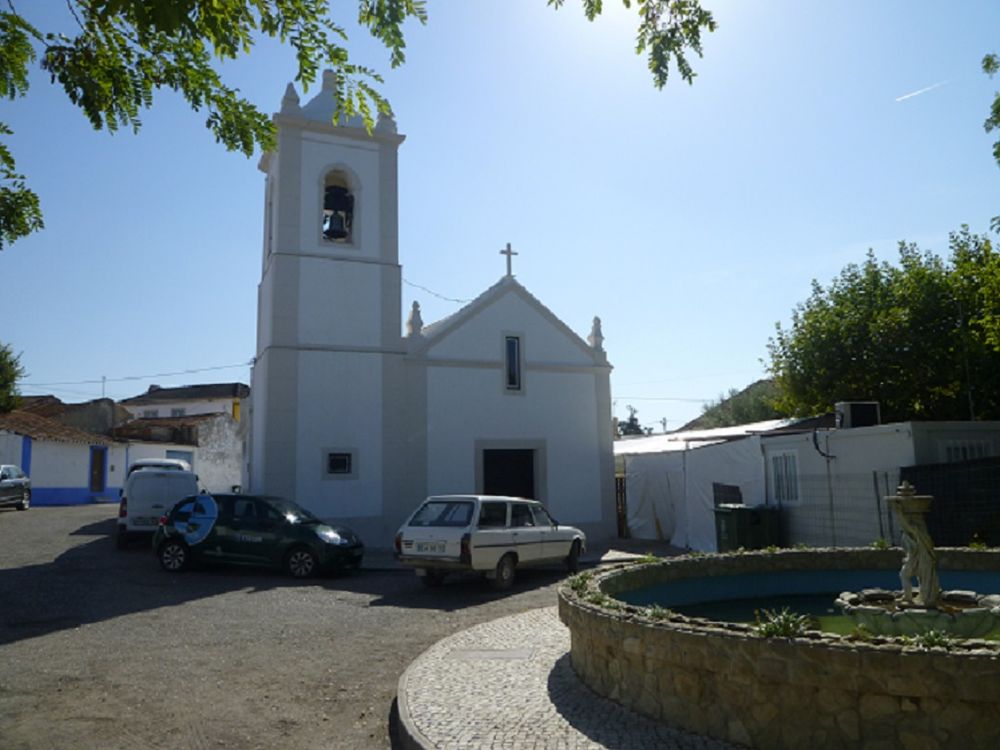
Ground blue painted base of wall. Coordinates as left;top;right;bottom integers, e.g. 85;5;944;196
32;487;123;506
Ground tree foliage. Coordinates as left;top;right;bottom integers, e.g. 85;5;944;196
618;405;646;436
687;379;788;430
0;0;716;250
0;342;24;413
767;228;1000;422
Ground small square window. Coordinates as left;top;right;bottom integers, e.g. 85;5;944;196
170;408;186;417
328;452;352;475
142;409;158;419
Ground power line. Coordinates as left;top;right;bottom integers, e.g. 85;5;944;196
20;361;252;388
402;278;472;304
614;395;712;403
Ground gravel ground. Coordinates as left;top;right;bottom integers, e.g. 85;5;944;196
0;504;566;750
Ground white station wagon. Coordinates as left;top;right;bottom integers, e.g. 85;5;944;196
394;495;587;589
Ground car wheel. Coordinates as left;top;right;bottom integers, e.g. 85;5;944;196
490;553;517;591
565;540;581;573
115;525;129;550
158;539;189;572
15;489;30;511
285;547;318;579
421;569;445;588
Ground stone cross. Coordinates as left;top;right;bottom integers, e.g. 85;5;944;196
500;242;518;277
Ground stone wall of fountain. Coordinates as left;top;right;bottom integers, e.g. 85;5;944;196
559;549;1000;749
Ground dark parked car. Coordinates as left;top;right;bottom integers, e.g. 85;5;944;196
0;464;31;510
153;493;363;577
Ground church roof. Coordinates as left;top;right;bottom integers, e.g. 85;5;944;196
414;275;607;366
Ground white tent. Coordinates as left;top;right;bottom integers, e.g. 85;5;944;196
615;420;794;550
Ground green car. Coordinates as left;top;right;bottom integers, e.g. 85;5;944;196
153;493;363;578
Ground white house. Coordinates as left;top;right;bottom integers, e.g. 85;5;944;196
119;383;249;421
0;409;245;505
248;73;616;545
616;418;1000;551
0;410;121;505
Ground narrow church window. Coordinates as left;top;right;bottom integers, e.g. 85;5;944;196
327;452;353;474
322;172;354;243
505;336;522;391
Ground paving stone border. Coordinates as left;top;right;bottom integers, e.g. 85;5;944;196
396;607;739;749
558;549;1000;750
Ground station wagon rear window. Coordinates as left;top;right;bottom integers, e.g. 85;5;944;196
409;500;474;528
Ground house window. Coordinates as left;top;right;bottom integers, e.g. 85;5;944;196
505;336;521;391
943;440;992;463
771;451;799;503
170;408;186;417
328;452;352;474
321;447;358;480
142;409;158;418
322;172;354;243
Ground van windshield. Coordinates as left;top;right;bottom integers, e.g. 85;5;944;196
409;501;474;528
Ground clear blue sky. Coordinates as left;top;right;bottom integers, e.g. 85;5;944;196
3;1;999;430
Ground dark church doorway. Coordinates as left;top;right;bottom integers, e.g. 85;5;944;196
482;449;535;499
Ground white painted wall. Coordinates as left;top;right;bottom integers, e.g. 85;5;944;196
427;293;593;365
764;425;918;482
0;433;21;465
297;257;381;346
122;398;240;420
426;366;603;525
294;349;384;519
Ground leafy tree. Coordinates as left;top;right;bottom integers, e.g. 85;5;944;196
686;379;788;430
0;1;716;250
767;228;1000;422
0;342;24;413
618;405;645;436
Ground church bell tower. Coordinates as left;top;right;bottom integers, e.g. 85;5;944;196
250;72;407;537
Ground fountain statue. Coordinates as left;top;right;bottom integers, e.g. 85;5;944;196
891;482;941;607
836;482;1000;637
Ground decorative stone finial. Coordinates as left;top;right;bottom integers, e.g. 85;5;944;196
321;69;338;92
375;109;397;134
280;82;300;114
588;316;604;352
406;301;424;337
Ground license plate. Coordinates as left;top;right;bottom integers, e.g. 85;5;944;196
416;541;445;554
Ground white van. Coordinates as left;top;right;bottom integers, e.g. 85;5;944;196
116;469;200;549
126;458;191;476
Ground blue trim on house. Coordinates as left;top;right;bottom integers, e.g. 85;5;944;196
32;486;124;506
20;436;31;475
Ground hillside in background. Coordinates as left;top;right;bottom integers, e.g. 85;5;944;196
678;379;789;431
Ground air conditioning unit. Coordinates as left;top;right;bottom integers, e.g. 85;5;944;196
835;401;881;429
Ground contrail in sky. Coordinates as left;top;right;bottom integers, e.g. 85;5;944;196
895;80;948;102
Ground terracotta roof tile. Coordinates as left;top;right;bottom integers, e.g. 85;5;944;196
0;410;114;445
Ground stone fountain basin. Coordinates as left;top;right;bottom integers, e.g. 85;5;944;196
559;548;1000;749
836;588;1000;637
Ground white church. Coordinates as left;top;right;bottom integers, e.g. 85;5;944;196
248;73;616;546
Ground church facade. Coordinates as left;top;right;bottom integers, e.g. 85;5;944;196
248;74;616;546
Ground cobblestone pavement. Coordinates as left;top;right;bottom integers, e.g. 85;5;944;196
398;607;739;750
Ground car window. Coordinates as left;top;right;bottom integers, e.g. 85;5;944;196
531;506;553;526
261;502;286;523
0;468;8;480
409;501;474;527
511;504;535;528
478;502;508;528
234;498;258;522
